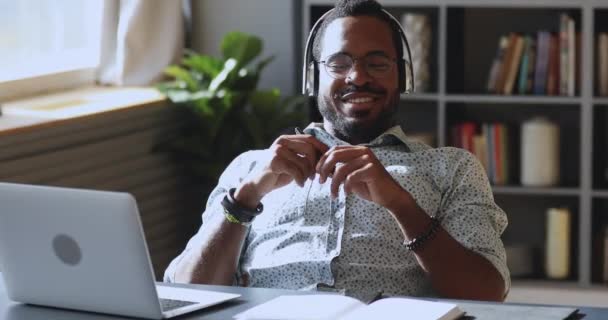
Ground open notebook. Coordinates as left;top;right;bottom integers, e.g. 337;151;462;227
234;294;463;320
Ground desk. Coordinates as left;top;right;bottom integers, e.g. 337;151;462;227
1;280;608;320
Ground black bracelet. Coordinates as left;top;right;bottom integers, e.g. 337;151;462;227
403;216;440;251
221;188;263;225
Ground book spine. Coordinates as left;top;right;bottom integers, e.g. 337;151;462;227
484;124;494;183
496;33;517;95
500;124;509;184
493;123;503;185
526;38;537;94
534;31;550;95
600;33;608;96
503;34;525;95
518;36;531;95
547;33;560;96
559;14;569;96
567;16;576;96
487;35;510;93
603;226;608;283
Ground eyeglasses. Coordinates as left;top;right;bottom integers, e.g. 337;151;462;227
319;53;397;80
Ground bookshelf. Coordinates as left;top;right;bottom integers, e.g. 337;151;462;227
302;0;608;288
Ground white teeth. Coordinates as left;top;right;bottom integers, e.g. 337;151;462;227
345;97;374;104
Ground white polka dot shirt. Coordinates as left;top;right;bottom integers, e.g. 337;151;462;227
164;124;510;298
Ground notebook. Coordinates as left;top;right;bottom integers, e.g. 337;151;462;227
234;294;463;320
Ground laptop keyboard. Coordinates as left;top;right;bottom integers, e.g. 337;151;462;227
159;298;197;312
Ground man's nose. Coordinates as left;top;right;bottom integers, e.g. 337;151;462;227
345;62;373;86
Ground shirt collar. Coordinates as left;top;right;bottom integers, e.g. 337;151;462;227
302;123;411;151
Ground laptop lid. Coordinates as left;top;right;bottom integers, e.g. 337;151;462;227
0;183;165;319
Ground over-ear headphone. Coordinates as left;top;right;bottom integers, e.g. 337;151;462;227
301;8;415;96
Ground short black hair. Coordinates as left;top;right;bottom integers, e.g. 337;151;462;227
311;0;403;62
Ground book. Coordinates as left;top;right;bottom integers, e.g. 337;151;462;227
604;226;608;283
517;36;531;95
495;33;518;94
503;34;525;95
234;294;464;320
567;16;576;96
483;123;495;181
559;14;569;96
473;134;488;171
534;31;551;95
599;33;608;96
460;122;476;153
546;33;560;96
525;37;537;94
487;35;510;93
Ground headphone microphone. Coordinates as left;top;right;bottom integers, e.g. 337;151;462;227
301;8;415;97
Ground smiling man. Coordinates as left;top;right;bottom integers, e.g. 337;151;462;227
165;0;510;302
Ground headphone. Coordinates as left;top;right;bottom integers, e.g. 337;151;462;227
302;8;415;96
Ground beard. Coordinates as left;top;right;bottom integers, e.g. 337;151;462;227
317;85;399;145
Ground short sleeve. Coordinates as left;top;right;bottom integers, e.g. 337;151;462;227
163;150;265;283
437;149;511;295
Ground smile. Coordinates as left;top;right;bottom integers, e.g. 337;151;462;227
343;97;376;104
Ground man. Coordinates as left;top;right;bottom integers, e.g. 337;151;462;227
165;0;509;301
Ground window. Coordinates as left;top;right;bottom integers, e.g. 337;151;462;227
0;0;104;82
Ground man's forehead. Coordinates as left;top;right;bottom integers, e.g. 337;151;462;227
320;15;395;58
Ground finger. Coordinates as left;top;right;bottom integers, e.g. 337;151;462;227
275;134;329;155
271;146;308;186
318;148;367;183
330;156;368;198
344;163;374;193
300;135;330;154
276;136;326;176
279;139;321;179
275;145;310;185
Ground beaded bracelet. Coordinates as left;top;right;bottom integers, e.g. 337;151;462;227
403;216;440;251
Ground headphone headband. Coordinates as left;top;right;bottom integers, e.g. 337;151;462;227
302;8;415;96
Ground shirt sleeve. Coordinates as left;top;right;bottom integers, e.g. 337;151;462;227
163;150;263;283
437;148;511;295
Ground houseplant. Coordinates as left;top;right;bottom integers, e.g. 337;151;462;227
157;32;308;186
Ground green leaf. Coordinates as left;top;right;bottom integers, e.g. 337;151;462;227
182;54;224;78
221;32;262;67
164;65;199;91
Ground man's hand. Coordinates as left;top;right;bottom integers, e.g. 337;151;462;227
316;145;407;210
235;135;329;208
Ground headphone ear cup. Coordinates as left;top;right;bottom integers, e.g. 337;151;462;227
397;58;406;93
306;62;317;96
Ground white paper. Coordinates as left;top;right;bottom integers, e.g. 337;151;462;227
340;297;462;320
234;294;363;320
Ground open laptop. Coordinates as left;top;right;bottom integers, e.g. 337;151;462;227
0;182;240;319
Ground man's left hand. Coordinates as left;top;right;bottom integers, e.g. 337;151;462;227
316;145;407;210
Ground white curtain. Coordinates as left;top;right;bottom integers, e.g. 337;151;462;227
97;0;185;86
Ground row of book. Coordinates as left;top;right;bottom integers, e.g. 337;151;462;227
598;32;608;96
486;14;579;96
450;122;510;185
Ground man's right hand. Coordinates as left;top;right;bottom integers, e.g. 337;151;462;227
234;134;329;209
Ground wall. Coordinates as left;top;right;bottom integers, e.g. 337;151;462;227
190;0;300;96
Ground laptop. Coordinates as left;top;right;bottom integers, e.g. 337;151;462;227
0;182;240;319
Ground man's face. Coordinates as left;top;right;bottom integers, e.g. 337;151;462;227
317;16;400;144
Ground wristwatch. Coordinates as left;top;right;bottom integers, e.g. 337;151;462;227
221;188;263;226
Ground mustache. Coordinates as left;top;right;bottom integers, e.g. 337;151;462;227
336;84;386;98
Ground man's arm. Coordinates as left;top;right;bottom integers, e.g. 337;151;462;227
170;135;328;285
317;146;508;301
386;195;506;301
